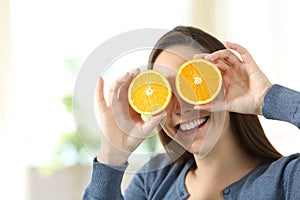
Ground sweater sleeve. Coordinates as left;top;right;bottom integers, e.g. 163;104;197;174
124;173;148;200
282;154;300;199
262;84;300;129
82;158;128;200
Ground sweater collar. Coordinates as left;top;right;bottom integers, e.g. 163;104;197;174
176;157;195;199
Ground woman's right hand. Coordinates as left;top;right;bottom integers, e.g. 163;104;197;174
95;70;166;165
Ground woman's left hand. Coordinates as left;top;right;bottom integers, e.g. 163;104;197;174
195;42;272;115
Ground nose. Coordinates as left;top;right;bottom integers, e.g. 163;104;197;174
173;94;194;115
177;104;194;115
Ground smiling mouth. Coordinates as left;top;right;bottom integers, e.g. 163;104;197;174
177;116;209;131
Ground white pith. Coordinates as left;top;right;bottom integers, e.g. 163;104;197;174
145;86;154;96
194;76;202;84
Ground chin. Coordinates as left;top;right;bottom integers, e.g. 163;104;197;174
163;112;228;158
185;139;205;155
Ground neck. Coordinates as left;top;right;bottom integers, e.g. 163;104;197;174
191;131;262;189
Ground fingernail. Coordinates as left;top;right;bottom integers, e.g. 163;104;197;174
133;69;140;76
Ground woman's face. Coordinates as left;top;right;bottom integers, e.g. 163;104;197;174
153;46;231;156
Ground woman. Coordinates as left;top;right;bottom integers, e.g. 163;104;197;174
83;26;300;199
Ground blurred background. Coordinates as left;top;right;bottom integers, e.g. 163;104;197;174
1;0;300;199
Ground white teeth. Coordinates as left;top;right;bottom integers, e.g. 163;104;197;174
180;117;207;131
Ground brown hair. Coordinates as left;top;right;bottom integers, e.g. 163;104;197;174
148;26;282;162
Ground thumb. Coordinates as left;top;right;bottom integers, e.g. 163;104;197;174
128;112;167;139
142;112;167;135
194;101;227;112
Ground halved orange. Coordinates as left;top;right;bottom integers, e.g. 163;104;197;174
128;70;172;116
175;58;222;105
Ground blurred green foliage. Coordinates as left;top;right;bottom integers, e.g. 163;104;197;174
41;56;161;174
61;94;73;113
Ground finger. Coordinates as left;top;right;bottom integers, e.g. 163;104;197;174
193;86;227;112
205;49;242;67
132;68;140;76
109;72;132;122
141;112;167;137
127;112;167;139
116;69;140;101
224;42;254;64
193;53;209;59
214;59;231;72
194;52;231;72
114;73;131;101
109;69;140;103
108;72;131;104
110;70;142;135
96;76;108;113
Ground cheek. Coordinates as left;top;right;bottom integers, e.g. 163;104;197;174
160;115;176;137
167;92;182;112
162;127;174;139
207;111;230;139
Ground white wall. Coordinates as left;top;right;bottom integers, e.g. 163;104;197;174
7;0;193;199
193;0;300;156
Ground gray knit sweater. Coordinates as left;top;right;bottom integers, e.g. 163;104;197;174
83;84;300;200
